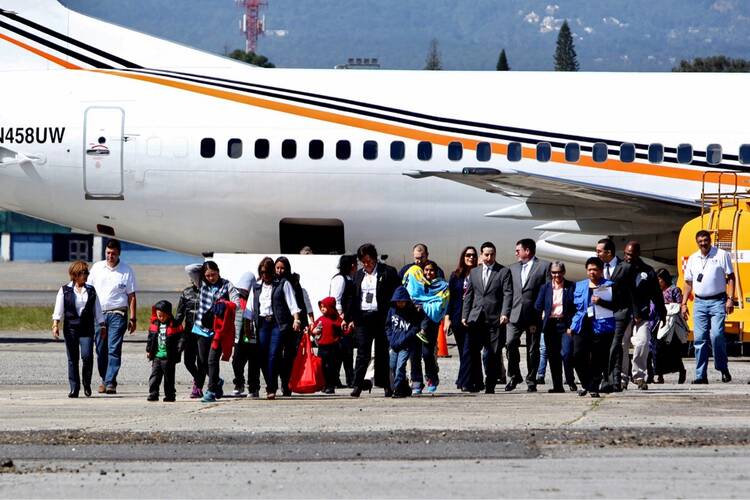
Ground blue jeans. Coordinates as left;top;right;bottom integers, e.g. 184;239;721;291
390;345;414;394
258;318;283;393
693;298;728;380
537;333;548;378
95;312;127;387
561;332;575;385
64;333;93;393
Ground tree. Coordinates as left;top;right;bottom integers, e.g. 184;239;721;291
672;55;750;72
554;20;579;71
228;49;275;68
496;49;510;71
424;39;442;70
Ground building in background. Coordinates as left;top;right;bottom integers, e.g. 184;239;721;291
0;211;196;264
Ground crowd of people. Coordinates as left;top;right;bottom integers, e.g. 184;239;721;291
52;230;736;400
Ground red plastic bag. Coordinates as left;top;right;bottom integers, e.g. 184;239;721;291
289;333;325;394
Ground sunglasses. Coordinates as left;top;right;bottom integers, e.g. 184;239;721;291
464;253;477;258
78;270;90;276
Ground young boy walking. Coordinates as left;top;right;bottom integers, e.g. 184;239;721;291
147;300;184;402
385;286;423;398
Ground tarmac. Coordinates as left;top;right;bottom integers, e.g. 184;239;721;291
2;329;750;498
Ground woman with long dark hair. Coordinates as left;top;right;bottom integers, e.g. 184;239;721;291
329;254;358;387
653;268;687;384
443;246;478;391
247;257;302;399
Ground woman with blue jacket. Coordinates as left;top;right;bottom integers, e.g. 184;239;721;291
569;257;616;398
534;261;576;393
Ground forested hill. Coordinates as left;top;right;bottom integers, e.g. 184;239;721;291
61;0;750;71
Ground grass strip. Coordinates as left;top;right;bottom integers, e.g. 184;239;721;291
0;307;155;332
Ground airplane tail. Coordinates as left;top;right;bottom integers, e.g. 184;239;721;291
0;0;235;72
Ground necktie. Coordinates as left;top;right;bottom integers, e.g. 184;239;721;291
521;262;529;288
605;263;611;279
483;266;490;287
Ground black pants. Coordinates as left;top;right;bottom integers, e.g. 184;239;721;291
606;315;629;389
280;329;301;394
353;312;390;389
543;319;567;390
507;320;542;387
466;320;503;391
573;325;613;393
149;358;176;399
182;330;200;382
337;335;354;386
318;343;341;390
194;335;213;389
452;323;471;389
207;345;223;395
232;341;261;392
63;332;93;394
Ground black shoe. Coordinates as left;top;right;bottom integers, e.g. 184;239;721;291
527;385;537;393
322;387;335;394
282;389;292;397
362;380;373;393
678;369;687;384
336;383;347;389
590;392;600;398
655;375;664;384
350;387;362;398
599;385;613;394
568;382;578;392
548;387;565;393
646;375;655;384
612;386;623;393
485;387;495;394
498;377;507;385
577;389;588;397
105;385;117;394
535;377;545;385
722;370;732;383
163;396;176;402
384;388;393;398
692;378;708;385
83;386;92;397
68;391;79;398
391;391;408;399
504;380;518;392
147;394;158;401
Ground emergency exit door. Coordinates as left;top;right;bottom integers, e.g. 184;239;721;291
83;107;124;200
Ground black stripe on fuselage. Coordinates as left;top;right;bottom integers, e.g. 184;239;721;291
0;19;112;69
0;11;141;69
123;68;750;173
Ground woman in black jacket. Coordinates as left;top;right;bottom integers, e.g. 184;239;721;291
443;246;478;391
175;276;200;398
52;261;104;398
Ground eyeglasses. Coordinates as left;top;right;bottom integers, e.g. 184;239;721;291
78;270;90;276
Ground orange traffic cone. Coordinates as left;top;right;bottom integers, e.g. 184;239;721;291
437;322;450;358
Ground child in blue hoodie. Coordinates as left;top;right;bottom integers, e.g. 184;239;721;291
385;286;424;398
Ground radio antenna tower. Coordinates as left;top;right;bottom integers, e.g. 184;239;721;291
237;0;267;53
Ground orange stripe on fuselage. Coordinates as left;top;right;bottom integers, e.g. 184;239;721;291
0;33;81;70
98;69;748;188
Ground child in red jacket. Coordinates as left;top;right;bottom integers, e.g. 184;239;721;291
311;297;344;394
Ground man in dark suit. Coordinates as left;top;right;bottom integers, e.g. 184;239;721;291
462;241;513;393
596;238;637;393
345;243;400;398
506;238;551;392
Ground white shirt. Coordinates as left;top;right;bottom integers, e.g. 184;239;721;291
603;257;618;280
245;280;301;319
52;282;104;325
684;246;734;298
329;274;346;314
88;260;136;311
520;259;534;288
361;267;379;312
482;264;492;287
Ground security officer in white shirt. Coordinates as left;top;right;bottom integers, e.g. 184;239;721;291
87;239;137;394
682;230;736;384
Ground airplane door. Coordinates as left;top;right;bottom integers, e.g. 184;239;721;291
83;107;124;200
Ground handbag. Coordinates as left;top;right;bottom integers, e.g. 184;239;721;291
289;333;326;394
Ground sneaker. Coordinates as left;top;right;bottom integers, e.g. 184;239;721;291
232;384;246;397
411;387;423;396
163;396;176;402
425;384;437;394
636;379;648;390
249;390;260;398
147;394;158;402
215;378;224;399
190;384;203;399
416;330;429;343
722;370;732;383
105;385;116;394
201;391;217;403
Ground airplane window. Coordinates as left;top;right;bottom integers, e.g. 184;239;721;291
448;141;463;161
648;143;664;164
507;142;522;162
707;144;722;165
740;144;750;165
536;142;551;162
363;140;378;160
309;139;324;160
593;142;608;163
417;141;432;161
476;142;491;162
282;139;297;159
677;144;693;164
255;139;269;159
619;143;635;163
228;138;242;159
200;138;215;159
565;143;580;163
390;141;405;161
336;140;351;160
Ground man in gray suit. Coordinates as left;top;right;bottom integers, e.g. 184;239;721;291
462;242;513;393
506;238;551;392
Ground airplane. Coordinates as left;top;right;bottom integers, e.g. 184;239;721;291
1;0;748;274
